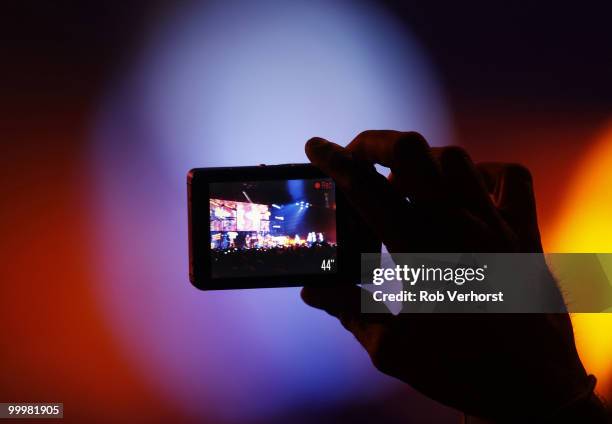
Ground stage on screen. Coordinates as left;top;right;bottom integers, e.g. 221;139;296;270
209;178;337;278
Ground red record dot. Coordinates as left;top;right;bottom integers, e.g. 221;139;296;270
313;181;321;190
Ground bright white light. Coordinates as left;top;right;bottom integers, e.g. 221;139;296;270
92;0;453;422
138;0;452;181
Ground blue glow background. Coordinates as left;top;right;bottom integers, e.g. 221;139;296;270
90;0;453;422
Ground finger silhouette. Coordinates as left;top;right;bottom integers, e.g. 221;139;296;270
305;137;417;252
346;130;446;203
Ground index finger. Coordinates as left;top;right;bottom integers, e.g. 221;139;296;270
305;137;439;252
346;130;446;204
345;130;407;168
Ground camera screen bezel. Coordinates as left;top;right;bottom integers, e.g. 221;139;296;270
188;164;354;290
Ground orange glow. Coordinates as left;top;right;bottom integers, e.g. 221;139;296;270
549;119;612;400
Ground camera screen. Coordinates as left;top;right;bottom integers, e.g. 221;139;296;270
209;178;337;278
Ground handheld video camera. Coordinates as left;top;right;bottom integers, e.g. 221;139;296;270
188;164;377;290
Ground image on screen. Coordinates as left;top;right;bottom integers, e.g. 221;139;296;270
209;178;337;278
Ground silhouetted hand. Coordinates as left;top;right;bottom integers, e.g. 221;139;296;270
301;131;607;422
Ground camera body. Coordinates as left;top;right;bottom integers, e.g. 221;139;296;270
188;163;376;290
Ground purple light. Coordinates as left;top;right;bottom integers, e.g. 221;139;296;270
90;0;452;422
